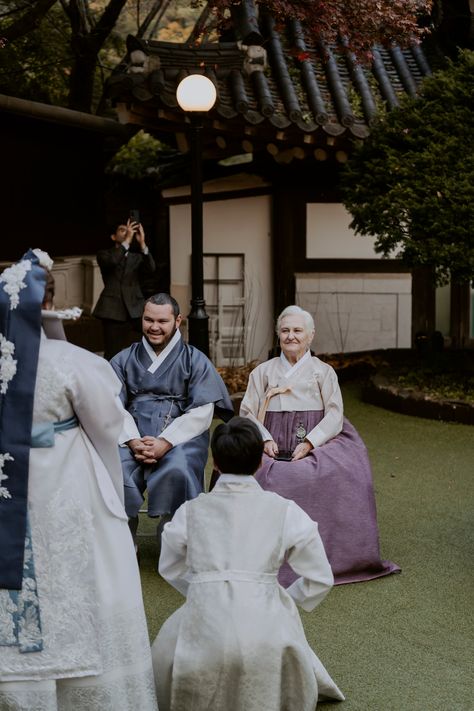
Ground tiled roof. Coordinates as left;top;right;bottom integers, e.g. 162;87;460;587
108;2;432;156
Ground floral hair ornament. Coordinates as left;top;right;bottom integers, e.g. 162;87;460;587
32;248;54;272
33;248;83;337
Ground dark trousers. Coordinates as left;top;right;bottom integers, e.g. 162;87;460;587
101;318;141;360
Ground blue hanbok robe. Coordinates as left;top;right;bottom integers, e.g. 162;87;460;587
111;338;234;517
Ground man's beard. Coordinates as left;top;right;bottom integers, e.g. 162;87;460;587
145;324;177;353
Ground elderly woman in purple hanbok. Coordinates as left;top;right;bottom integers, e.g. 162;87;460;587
240;305;400;587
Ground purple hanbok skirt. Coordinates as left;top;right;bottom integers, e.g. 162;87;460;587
256;410;400;587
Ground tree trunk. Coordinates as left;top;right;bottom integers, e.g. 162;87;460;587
67;44;99;112
66;0;129;113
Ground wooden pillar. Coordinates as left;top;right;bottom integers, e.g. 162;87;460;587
152;196;171;295
411;266;436;345
272;186;303;319
450;281;471;348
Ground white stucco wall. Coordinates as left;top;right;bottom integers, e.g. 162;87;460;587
303;203;412;352
306;203;383;259
169;194;273;363
296;273;412;353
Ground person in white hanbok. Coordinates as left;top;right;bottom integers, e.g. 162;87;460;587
0;251;158;711
152;416;344;711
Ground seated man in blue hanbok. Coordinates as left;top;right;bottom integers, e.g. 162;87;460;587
110;293;234;544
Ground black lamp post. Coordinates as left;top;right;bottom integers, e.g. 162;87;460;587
176;74;217;356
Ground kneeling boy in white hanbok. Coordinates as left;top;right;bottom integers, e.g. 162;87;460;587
152;416;345;711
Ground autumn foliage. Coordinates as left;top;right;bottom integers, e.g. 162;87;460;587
203;0;433;58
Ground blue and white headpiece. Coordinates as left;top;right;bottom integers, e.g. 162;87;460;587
0;249;48;589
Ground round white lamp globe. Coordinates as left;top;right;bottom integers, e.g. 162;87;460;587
176;74;217;112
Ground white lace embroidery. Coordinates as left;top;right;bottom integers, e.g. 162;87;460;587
0;605;158;711
0;662;157;711
0;332;17;500
0;590;16;642
0;489;101;679
306;370;320;398
0;342;158;711
0;451;13;500
0;686;58;711
0;524;43;652
0;333;17;396
41;306;83;323
32;354;75;423
56;665;158;711
0;259;32;310
52;307;82;321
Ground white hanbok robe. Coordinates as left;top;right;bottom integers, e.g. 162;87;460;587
240;352;344;447
0;336;158;711
152;475;344;711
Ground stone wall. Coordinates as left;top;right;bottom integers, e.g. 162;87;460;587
296;272;412;353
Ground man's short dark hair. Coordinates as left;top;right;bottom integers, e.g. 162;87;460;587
211;417;263;475
109;222;125;236
145;293;180;318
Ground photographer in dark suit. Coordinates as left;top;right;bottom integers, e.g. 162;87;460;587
93;218;156;360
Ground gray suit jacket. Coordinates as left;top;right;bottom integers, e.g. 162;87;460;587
93;246;156;321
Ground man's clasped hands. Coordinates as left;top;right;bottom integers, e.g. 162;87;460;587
127;437;172;464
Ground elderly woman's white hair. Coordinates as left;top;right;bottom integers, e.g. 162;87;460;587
275;305;315;335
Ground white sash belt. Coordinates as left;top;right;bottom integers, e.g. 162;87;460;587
190;570;277;584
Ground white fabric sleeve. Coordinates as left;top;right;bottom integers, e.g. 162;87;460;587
159;402;214;447
158;503;191;597
246;415;273;443
239;368;274;442
283;500;334;612
118;405;141;446
67;352;128;506
305;366;343;448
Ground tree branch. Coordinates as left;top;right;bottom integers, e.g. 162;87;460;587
2;0;59;42
137;0;166;39
93;0;129;48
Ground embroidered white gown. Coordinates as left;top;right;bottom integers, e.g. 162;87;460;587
0;337;158;711
152;475;344;711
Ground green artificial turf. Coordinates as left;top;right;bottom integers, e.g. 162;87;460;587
138;383;474;710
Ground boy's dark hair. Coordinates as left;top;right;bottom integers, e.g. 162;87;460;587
145;293;180;318
211;417;263;475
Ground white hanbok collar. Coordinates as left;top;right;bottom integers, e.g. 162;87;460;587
216;473;261;490
218;473;256;483
142;329;181;374
280;348;311;379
